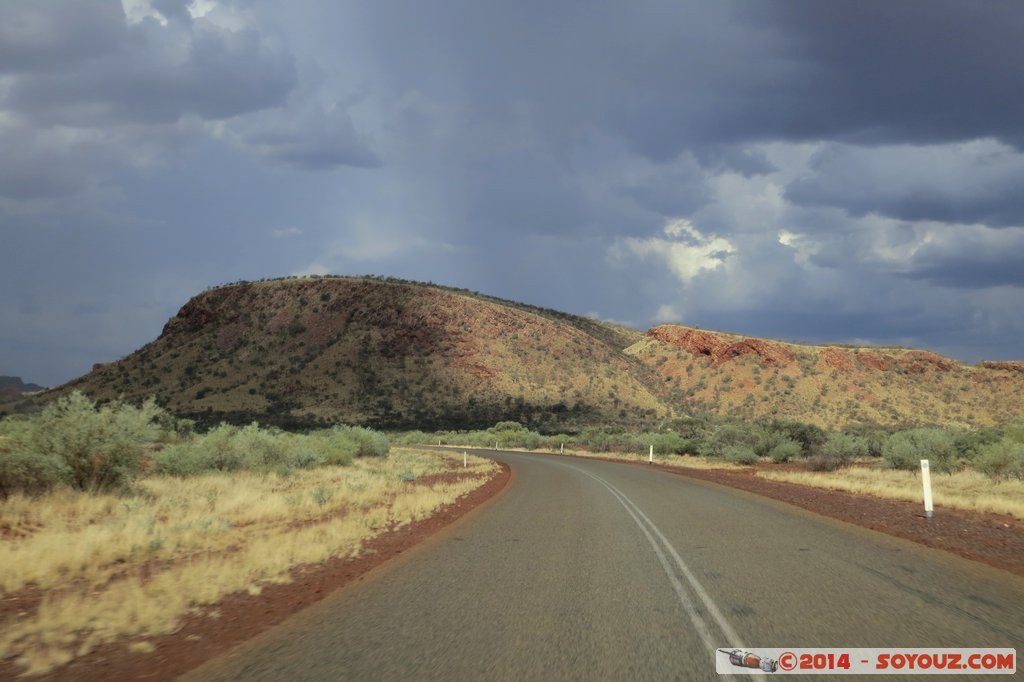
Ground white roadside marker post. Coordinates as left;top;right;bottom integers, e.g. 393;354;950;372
649;445;654;464
921;459;934;519
438;439;441;446
464;451;467;468
495;441;498;450
560;443;564;454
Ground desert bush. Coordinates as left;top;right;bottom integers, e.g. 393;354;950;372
1003;422;1024;444
153;424;247;476
492;421;527;432
721;444;759;465
841;424;890;457
882;428;959;473
807;454;842;471
649;432;694;455
32;392;164;492
973;438;1024;482
577;427;646;453
749;426;785;457
766;420;828;457
0;392;170;493
700;424;758;457
768;438;802;463
393;430;432;446
154;423;385;477
667;417;713;441
0;447;69;498
953;427;1003;462
340;426;390;458
490;426;543;450
818;432;869;469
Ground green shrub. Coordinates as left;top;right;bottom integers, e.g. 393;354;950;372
973;438;1024;482
766;420;828;457
1001;422;1024;444
393;430;432;446
0;448;69;498
235;423;292;470
882;428;959;473
953;427;1003;462
153;423;381;476
492;421;527;432
32;392;164;492
701;424;758;457
341;426;390;457
820;432;869;469
721;444;758;465
650;432;694;455
768;438;802;463
152;424;246;476
808;453;844;471
841;425;890;457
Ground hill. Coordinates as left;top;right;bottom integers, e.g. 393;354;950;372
0;377;45;413
628;325;1024;428
40;276;1024;431
57;276;666;430
0;377;44;394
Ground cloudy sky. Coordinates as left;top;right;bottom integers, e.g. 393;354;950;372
3;0;1024;386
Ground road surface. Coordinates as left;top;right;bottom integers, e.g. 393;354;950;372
184;449;1024;680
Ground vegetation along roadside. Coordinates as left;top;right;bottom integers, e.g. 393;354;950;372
0;393;499;677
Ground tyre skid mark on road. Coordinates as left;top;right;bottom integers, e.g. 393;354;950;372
563;463;747;657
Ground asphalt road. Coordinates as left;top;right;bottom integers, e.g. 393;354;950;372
184;450;1024;681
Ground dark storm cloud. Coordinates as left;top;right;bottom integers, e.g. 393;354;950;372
239;101;381;170
0;0;124;74
346;1;1024;159
0;123;117;200
5;18;297;126
902;229;1024;289
692;145;777;178
785;142;1024;228
740;0;1024;148
616;162;710;217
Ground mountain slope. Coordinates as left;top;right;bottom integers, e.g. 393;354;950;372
628;325;1024;428
45;276;1024;431
61;277;667;429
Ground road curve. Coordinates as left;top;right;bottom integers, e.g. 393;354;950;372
183;450;1024;681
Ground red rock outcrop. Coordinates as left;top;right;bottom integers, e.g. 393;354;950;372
899;351;954;373
647;326;794;366
821;348;853;371
856;352;892;371
981;361;1024;373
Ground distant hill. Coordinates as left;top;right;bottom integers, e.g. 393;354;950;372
0;377;46;415
0;376;44;393
628;325;1024;428
41;275;1024;431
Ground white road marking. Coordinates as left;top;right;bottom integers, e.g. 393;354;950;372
566;463;747;653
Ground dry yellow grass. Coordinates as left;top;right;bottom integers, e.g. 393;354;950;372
759;466;1024;519
0;448;497;676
